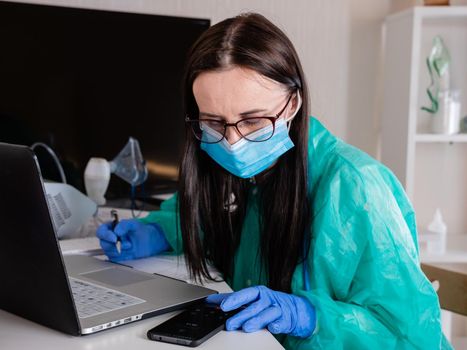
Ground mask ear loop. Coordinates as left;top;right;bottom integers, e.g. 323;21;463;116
284;90;302;131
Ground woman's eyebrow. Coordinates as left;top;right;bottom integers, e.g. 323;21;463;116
199;111;223;118
199;108;268;119
239;108;267;116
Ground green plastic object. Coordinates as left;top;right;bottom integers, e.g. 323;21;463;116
422;36;451;114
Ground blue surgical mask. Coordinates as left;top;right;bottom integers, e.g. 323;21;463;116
200;118;294;178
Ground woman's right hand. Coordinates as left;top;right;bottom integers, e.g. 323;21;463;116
96;219;170;262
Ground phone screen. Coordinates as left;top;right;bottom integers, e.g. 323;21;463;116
147;302;243;347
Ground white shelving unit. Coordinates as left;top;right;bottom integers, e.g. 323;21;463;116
382;6;467;346
415;133;467;142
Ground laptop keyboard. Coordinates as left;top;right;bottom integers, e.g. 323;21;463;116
70;277;146;319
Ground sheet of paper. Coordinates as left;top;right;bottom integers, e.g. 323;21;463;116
123;254;222;284
59;236;102;256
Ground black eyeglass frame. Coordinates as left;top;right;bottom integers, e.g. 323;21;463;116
185;93;294;144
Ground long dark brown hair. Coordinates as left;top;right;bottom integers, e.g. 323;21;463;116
178;13;310;293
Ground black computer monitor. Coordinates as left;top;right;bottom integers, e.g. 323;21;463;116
0;1;210;198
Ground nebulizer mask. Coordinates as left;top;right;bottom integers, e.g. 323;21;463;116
422;36;461;134
84;137;148;206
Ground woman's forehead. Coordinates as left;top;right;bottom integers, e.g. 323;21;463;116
192;67;286;107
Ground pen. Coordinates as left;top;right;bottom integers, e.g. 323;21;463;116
110;209;121;254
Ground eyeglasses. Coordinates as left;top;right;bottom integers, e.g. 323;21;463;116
185;94;293;144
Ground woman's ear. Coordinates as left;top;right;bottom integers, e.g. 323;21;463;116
285;90;302;122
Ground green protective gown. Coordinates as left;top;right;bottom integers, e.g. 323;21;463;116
139;117;452;349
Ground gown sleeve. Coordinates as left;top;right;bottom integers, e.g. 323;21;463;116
284;159;452;350
138;193;183;255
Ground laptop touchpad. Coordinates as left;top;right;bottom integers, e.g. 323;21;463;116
81;268;153;287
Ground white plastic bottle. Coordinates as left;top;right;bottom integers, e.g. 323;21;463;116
426;208;447;254
84;158;111;206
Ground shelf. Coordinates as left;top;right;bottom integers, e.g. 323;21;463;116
387;6;467;22
420;234;467;263
421;250;467;263
414;5;467;19
415;133;467;143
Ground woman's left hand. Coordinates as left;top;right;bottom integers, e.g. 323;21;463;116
206;285;316;338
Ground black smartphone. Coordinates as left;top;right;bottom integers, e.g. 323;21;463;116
147;302;243;347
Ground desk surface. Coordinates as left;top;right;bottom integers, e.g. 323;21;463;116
0;307;283;350
2;209;284;349
1;254;283;350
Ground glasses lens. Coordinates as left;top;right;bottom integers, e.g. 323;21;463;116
189;120;225;143
237;118;274;141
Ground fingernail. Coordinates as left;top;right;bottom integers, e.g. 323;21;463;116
220;299;234;311
226;321;238;331
269;323;279;333
243;324;255;332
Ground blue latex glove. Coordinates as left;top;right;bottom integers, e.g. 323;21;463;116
96;219;170;261
206;286;316;338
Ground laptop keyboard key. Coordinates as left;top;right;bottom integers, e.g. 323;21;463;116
69;277;145;319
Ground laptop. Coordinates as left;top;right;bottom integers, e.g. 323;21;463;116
0;142;216;335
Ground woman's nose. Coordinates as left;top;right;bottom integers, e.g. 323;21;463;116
224;126;243;145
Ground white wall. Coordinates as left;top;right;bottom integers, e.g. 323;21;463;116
9;0;391;157
347;0;391;158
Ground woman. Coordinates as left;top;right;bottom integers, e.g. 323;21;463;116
97;13;451;349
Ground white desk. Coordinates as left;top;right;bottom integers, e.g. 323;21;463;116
1;252;283;349
0;307;283;350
